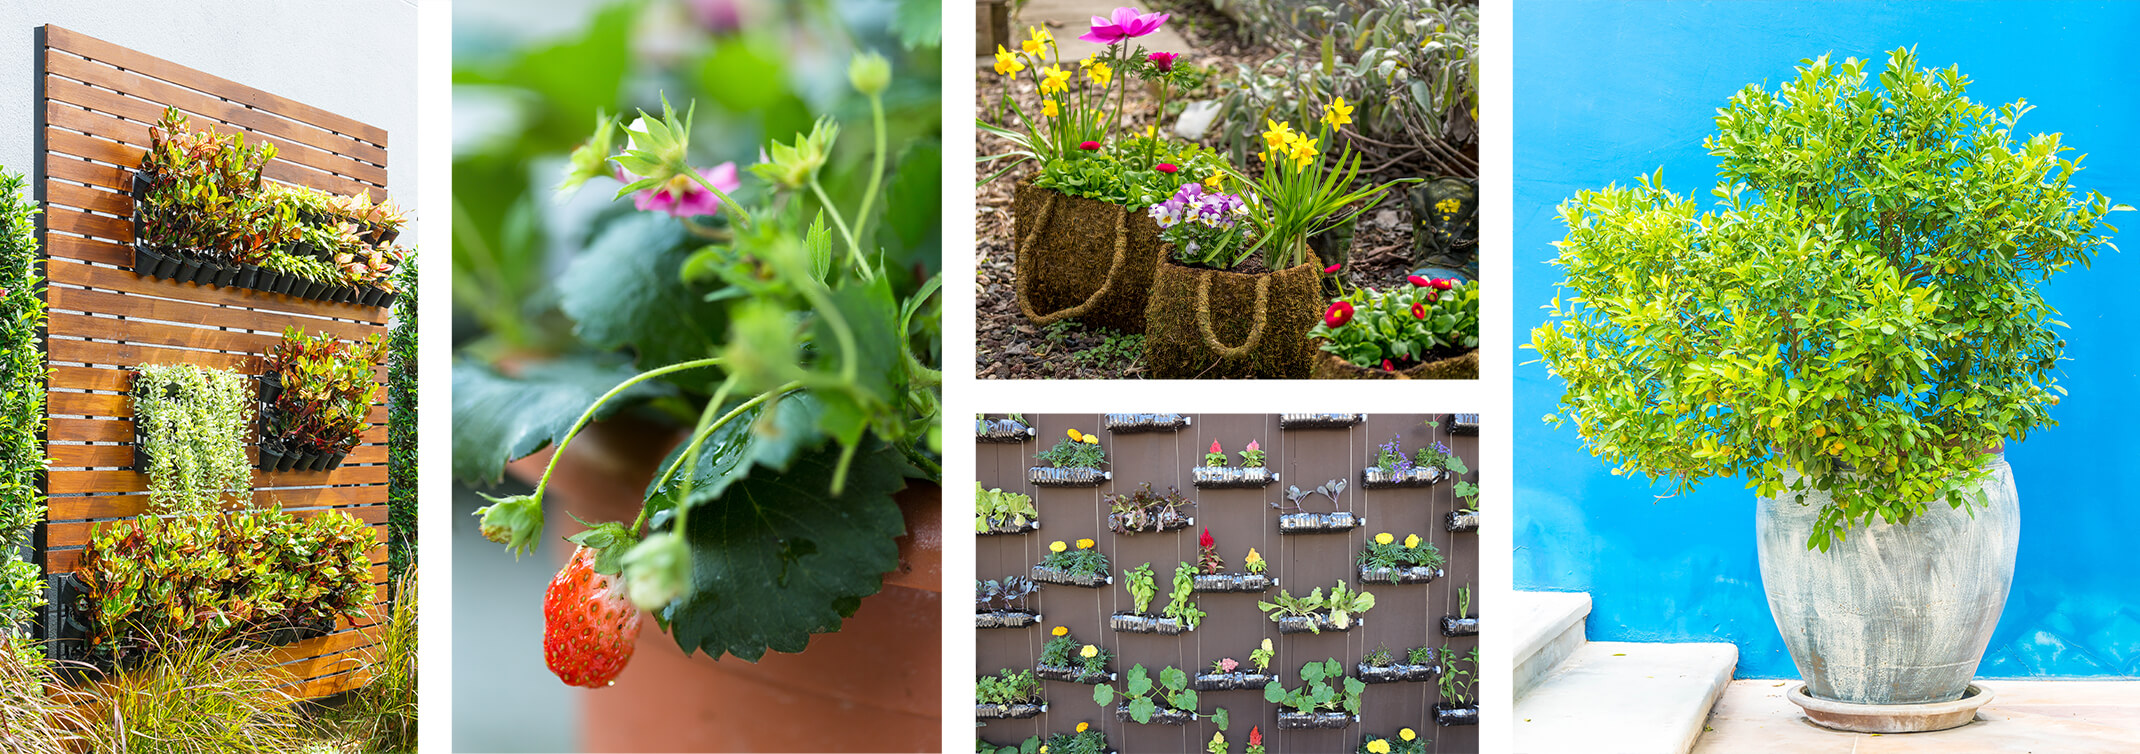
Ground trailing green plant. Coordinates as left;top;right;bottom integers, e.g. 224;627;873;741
1358;531;1441;570
131;363;253;514
1093;663;1231;728
265;327;386;458
1313;278;1478;370
1162;561;1206;629
64;636;323;754
1261;657;1366;716
977;668;1044;705
0;169;45;639
1437;644;1477;706
77;507;374;652
1037;540;1110;579
387;255;417;583
1124;561;1157;614
975;483;1038;533
1036;427;1107;468
1530;48;2129;550
1039;631;1112;674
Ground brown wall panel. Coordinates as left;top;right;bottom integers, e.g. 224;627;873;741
978;414;1481;754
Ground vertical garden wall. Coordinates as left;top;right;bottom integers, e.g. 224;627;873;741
32;25;394;698
977;414;1480;754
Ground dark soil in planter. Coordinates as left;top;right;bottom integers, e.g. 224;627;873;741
1191;573;1270;593
1028;466;1108;486
1192;671;1275;691
1277;413;1363;429
1275;613;1358;635
1143;252;1323;379
1442;616;1479;637
1358;661;1438;684
1361;466;1441;488
1113;704;1195;725
1010;180;1164;335
1360;565;1444;585
1030;565;1110;588
1034;664;1114;684
1102;413;1188;433
1277;511;1361;533
1310;347;1479;380
1192;465;1276;488
1105;510;1193;535
1108;613;1188;635
975;702;1045;720
1435;703;1479;727
975;418;1035;442
1447;510;1480;533
975;610;1041;629
1275;711;1354;730
979;519;1040;536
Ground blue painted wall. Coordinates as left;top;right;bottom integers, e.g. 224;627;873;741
1514;1;2140;679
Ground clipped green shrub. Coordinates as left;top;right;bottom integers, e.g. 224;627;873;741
0;169;44;639
387;254;417;582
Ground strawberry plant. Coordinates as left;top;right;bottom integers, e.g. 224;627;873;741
0;169;43;642
1161;562;1206;630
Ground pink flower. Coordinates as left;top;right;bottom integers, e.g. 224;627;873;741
1219;657;1238;672
1245;440;1259;452
686;0;742;33
1080;7;1170;44
1382;359;1395;371
623;163;741;219
1323;300;1354;328
1148;52;1180;72
1156;163;1178;173
1324;263;1343;274
1411;302;1427;320
1199;527;1215;549
1210;439;1222;454
1434;278;1455;291
1079;141;1101;151
1407;274;1431;288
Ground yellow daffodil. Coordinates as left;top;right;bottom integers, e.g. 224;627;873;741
1405;534;1421;549
1367;740;1391;754
1081;644;1099;658
1375;532;1394;545
1203;172;1224;190
1039;66;1072;95
1077;538;1096;550
1077;722;1090;733
1288;136;1319;169
1050;540;1067;553
1088;61;1113;87
1043;99;1059;118
1079;56;1094;68
994;45;1025;76
1400;728;1417;741
1260;119;1295;150
1053;625;1069;637
1023;27;1053;56
1323;96;1354;129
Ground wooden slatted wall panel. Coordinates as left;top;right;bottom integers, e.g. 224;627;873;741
36;25;392;699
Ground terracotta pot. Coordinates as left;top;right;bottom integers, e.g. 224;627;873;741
506;415;942;752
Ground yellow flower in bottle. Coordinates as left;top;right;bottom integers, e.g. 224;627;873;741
1039;66;1072;95
1053;625;1070;637
1077;722;1090;733
1322;96;1354;129
1043;99;1060;118
1081;644;1099;658
1399;728;1417;741
993;45;1025;76
1068;428;1083;442
1088;61;1113;87
1083;434;1099;445
1023;27;1053;56
1405;534;1421;549
1375;532;1394;545
1050;540;1067;553
1244;547;1263;565
1077;538;1096;550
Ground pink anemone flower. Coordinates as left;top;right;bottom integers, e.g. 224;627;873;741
1080;7;1170;44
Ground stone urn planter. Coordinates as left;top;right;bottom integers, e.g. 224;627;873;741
1756;454;2017;732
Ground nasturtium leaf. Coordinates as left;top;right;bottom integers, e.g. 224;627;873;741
559;213;730;387
642;393;827;525
450;357;674;486
663;443;907;661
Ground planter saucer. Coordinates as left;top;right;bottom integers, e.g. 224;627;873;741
1788;682;1991;733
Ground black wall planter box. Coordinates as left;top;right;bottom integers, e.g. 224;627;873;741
1191;573;1270;593
1191;466;1277;489
1030;565;1110;588
1034;664;1115;684
1446;510;1479;533
1114;705;1195;725
1442;616;1479;637
1277;511;1361;533
1028;466;1109;486
975;703;1045;720
976;418;1035;442
1360;565;1444;585
1278;413;1361;429
1361;467;1441;488
1103;413;1188;433
1435;704;1479;727
1358;661;1438;684
1108;613;1188;635
976;610;1041;629
1192;671;1275;691
1275;711;1354;730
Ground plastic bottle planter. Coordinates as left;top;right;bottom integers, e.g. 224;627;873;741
1360;466;1441;488
1358;659;1439;684
1278;413;1362;430
256;376;348;473
1028;466;1110;487
1034;664;1116;685
1275;613;1362;635
975;609;1042;629
1103;413;1189;433
1434;704;1480;727
980;519;1040;536
1192;671;1276;691
1107;512;1193;535
1191;573;1272;593
1108;613;1189;635
1277;511;1362;534
1113;705;1196;725
1446;510;1480;533
1275;711;1356;730
1448;413;1481;435
976;417;1036;443
975;703;1046;720
1359;565;1443;585
1192;466;1278;489
1030;565;1112;588
1441;615;1479;637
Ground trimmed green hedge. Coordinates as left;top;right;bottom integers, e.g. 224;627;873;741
387;253;416;582
0;168;46;642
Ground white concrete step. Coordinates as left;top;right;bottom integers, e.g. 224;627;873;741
1512;590;1592;699
1514;641;1739;754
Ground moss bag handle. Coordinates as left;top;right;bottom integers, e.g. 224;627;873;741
1014;192;1130;326
1194;273;1270;358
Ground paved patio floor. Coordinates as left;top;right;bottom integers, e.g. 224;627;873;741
1693;679;2140;753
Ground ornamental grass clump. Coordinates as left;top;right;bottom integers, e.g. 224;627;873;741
1529;48;2127;550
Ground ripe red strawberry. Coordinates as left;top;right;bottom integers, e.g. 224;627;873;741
544;545;643;688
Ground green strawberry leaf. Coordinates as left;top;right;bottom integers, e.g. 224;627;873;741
449;357;673;486
812;276;903;450
558;213;730;389
662;442;907;661
892;0;941;50
642;393;826;527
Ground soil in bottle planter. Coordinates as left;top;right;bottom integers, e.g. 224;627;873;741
1277;511;1361;534
1275;711;1354;730
1435;704;1479;726
980;519;1041;536
1275;613;1357;635
1028;466;1109;486
1192;466;1277;489
1191;573;1271;593
1103;413;1188;433
1441;616;1479;637
1359;565;1443;585
1277;413;1362;429
1446;510;1480;533
1108;613;1187;635
1448;413;1481;434
1358;661;1438;684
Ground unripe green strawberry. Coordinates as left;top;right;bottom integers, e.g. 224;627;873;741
544;546;643;688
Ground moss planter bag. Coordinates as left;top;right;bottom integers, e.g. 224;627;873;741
1310;347;1478;379
1143;253;1324;379
1011;181;1163;334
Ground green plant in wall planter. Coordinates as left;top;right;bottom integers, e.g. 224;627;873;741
0;168;46;642
1257;580;1375;635
1093;663;1231;729
1359;644;1440;685
1031;538;1111;587
1447;479;1479;533
1264;657;1364;729
1030;427;1109;486
1440;584;1477;637
1530;48;2128;728
1036;626;1114;684
974;668;1045;719
1103;483;1194;534
1106;560;1209;636
1272;478;1360;533
975;576;1038;630
1357;532;1443;585
1195;639;1279;691
1193;439;1277;488
261;328;385;472
1433;645;1478;727
131;363;253;515
975;482;1038;534
1356;728;1428;754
